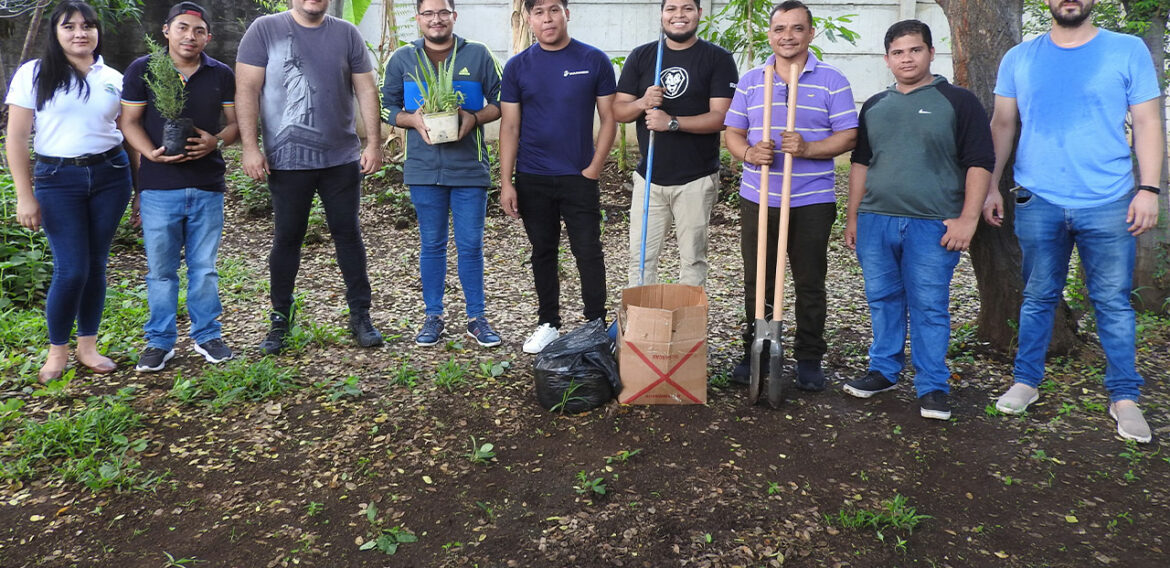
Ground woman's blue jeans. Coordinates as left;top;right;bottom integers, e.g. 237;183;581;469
1012;190;1143;402
409;185;488;319
33;150;133;345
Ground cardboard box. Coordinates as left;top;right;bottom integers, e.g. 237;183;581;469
617;284;708;405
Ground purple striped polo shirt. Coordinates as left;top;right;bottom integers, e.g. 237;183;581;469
725;52;858;208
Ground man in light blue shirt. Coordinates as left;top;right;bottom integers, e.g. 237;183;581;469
983;0;1164;443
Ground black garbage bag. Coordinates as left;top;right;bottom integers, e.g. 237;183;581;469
534;319;621;414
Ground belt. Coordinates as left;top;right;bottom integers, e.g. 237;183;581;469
36;146;123;167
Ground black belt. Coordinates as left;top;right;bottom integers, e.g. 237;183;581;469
36;146;123;167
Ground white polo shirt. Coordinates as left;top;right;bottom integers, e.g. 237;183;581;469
5;56;124;158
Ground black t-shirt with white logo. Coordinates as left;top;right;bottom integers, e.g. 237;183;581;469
617;39;738;185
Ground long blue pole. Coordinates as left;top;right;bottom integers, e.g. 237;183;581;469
637;31;666;287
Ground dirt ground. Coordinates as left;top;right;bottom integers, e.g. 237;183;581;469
1;156;1168;568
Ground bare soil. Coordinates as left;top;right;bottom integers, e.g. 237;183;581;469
1;156;1168;568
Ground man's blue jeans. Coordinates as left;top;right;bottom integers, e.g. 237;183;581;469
140;188;225;349
857;213;959;396
33;151;133;345
409;185;488;319
1013;190;1142;402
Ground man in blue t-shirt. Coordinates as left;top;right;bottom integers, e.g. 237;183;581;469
121;3;238;372
983;0;1164;443
498;0;617;354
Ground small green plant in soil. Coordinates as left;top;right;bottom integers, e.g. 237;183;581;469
475;501;496;523
161;552;200;567
574;470;607;497
476;359;511;380
434;358;469;391
315;374;363;401
830;494;930;552
143;37;187;120
171;358;298;412
466;436;495;464
605;448;642;465
389;361;419;388
305;501;324;517
550;380;588;414
359;502;417;555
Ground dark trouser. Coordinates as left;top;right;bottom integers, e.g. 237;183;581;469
268;161;371;317
34;150;133;345
515;172;607;328
740;200;836;361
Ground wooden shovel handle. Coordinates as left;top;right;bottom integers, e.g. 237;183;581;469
773;63;799;318
753;65;775;321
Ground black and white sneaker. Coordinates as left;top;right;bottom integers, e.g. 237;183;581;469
259;312;291;355
919;391;952;420
843;370;897;398
349;312;384;348
135;347;175;372
194;338;234;363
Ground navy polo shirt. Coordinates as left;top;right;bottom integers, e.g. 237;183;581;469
122;51;235;192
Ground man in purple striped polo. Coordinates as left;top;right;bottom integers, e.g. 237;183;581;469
724;0;857;391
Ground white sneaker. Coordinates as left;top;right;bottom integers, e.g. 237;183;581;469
523;323;559;354
995;383;1039;415
1110;402;1152;444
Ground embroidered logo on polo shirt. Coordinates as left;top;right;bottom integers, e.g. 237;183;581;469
660;67;688;99
564;69;590;77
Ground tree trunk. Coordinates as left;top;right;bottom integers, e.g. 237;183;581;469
936;0;1080;353
511;0;532;55
1124;3;1170;314
17;3;46;67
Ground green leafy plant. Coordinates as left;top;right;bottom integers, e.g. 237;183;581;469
161;552;200;567
698;0;860;65
434;358;469;391
359;502;417;555
476;360;511;380
389;361;419;388
143;36;187;121
605;449;642;465
171;358;298;412
550;380;588;414
830;494;930;552
315;374;363;401
466;436;496;464
407;45;465;113
0;169;53;309
574;470;607;496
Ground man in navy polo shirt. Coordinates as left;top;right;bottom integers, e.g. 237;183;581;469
121;2;238;371
498;0;617;354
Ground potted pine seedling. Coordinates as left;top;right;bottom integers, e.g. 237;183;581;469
407;45;465;144
143;36;191;156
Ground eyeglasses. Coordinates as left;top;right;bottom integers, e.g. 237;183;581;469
418;9;454;20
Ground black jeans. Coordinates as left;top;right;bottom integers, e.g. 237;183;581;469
268;161;371;316
515;172;607;327
740;200;836;361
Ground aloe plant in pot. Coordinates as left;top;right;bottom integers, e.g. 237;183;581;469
143;36;191;156
406;45;465;144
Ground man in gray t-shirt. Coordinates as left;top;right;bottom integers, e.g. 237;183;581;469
236;0;384;354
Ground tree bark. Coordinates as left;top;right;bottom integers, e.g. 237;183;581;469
1124;2;1170;313
511;0;532;56
936;0;1079;353
17;3;47;67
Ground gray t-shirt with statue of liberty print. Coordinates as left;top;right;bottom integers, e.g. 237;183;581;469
237;12;372;170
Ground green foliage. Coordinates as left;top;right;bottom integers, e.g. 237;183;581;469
407;44;465;113
0;169;53;309
434;358;469;391
360;502;418;555
830;494;930;551
698;0;860;65
466;435;495;464
315;374;364;401
574;470;607;496
143;36;187;121
389;360;419;388
170;358;298;412
342;0;374;25
1;389;158;491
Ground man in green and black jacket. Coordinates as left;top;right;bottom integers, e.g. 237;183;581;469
842;20;994;420
381;0;503;349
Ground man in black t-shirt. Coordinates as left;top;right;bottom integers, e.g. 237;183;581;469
121;2;238;372
614;0;738;288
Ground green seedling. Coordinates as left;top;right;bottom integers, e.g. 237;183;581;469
389;361;419;388
605;449;642;464
435;358;469;391
161;552;200;567
574;470;607;496
550;380;588;414
305;501;323;517
831;494;930;552
475;501;496;523
477;360;511;380
767;481;781;495
466;436;495;464
315;374;363;401
360;502;417;555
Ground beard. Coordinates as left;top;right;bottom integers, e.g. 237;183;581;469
1050;1;1093;27
664;28;696;43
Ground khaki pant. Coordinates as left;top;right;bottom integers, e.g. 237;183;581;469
627;171;720;287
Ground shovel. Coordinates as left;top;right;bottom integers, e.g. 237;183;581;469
636;31;666;287
748;63;799;408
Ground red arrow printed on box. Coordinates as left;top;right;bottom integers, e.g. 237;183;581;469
621;339;706;403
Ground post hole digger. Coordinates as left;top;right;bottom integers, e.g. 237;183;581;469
747;63;799;408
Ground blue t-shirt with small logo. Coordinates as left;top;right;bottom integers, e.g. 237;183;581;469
501;38;616;176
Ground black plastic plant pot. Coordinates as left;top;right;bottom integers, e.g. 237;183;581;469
162;118;194;156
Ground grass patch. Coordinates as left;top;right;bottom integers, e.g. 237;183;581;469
829;494;930;553
0;389;159;491
171;357;298;412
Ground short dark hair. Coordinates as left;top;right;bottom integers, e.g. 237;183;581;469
524;0;567;11
660;0;700;9
770;1;813;28
416;0;455;10
884;19;932;52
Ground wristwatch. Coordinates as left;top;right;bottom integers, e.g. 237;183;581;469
668;116;680;132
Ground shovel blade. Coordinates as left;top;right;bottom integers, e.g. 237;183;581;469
767;320;788;408
747;319;769;405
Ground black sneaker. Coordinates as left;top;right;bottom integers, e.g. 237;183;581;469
135;347;175;372
843;370;897;398
193;338;234;363
466;316;502;347
349;312;384;348
259;312;290;355
919;391;952;420
415;315;445;346
795;359;826;392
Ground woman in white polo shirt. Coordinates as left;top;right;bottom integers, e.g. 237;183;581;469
5;1;133;383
